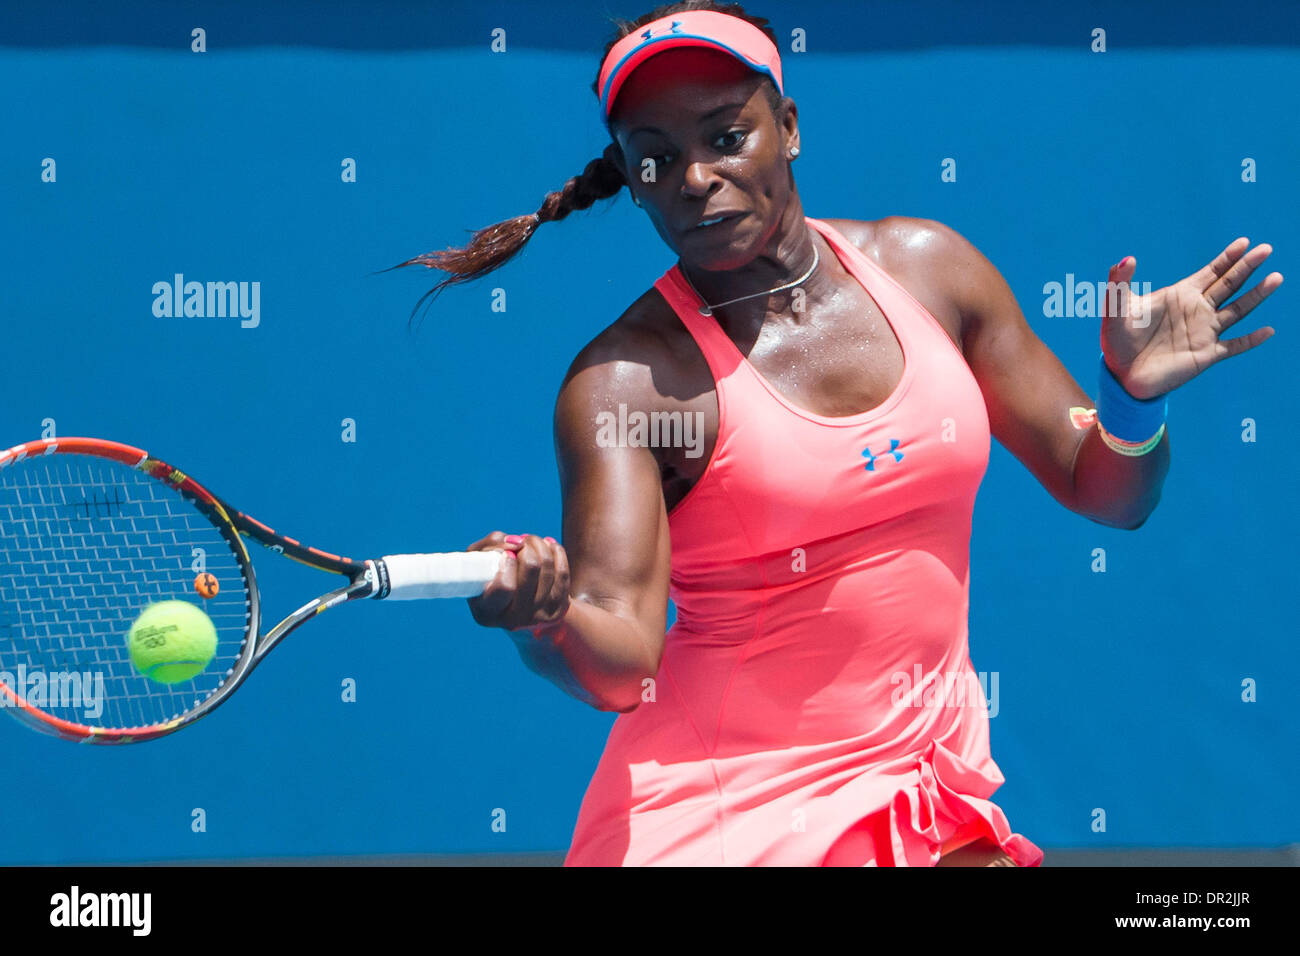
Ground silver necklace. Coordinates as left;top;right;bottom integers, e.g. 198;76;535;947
679;244;820;317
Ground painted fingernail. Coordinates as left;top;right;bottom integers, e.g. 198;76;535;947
544;536;557;544
504;550;516;559
505;535;523;544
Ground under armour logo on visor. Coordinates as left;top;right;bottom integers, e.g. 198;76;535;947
639;20;684;41
862;439;904;472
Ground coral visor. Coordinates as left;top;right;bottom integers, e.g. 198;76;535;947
597;9;784;121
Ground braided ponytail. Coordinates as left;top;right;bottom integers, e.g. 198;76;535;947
388;146;627;326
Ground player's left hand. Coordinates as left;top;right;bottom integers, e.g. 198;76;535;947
1100;238;1282;399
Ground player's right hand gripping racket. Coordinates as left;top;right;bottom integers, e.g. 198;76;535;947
0;437;506;744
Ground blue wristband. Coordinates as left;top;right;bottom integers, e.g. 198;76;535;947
1096;353;1167;442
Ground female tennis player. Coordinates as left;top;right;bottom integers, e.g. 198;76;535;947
396;2;1281;866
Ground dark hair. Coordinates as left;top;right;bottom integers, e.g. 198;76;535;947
388;1;783;326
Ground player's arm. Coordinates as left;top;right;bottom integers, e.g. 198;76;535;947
495;336;671;713
526;345;670;712
929;220;1169;528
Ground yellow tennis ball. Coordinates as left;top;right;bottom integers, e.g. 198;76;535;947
128;601;218;684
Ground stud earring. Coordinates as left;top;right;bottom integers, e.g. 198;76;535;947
789;147;799;157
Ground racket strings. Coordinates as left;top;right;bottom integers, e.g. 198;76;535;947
0;453;251;731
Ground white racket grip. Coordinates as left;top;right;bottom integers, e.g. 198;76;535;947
380;550;506;600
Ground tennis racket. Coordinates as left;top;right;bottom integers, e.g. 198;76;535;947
0;437;506;744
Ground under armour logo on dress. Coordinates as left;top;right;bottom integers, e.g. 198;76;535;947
862;439;904;472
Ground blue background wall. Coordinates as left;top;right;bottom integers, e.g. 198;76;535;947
1;0;1295;862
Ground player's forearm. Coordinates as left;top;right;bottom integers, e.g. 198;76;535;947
507;598;659;712
1070;424;1170;529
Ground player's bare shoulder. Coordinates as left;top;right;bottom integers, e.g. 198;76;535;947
821;216;950;270
554;290;684;447
560;290;673;396
821;216;965;350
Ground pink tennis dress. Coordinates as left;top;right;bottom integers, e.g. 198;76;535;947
565;216;1044;866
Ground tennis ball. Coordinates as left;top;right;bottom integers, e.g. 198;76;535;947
128;601;218;684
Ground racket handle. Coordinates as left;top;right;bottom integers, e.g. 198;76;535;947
377;551;506;600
